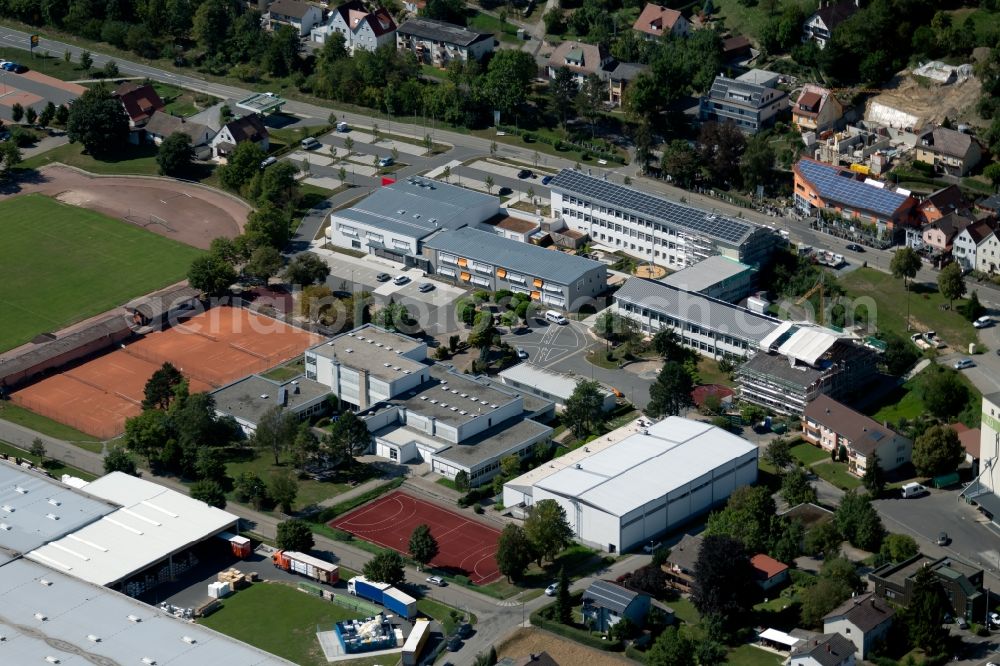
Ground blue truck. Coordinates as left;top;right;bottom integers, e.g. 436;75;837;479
347;576;417;620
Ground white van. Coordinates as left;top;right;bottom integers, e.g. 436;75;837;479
901;482;926;499
545;310;568;325
336;121;350;133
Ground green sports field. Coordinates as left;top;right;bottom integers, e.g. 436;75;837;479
0;194;202;352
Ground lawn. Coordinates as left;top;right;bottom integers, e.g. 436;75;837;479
260;357;305;382
0;402;104;451
725;645;784;666
696;357;736;388
668;597;701;625
151;82;206;117
199;582;365;666
416;597;474;636
0;194;202;352
840;268;978;349
790;441;828;466
0;439;98;481
224;454;375;512
813;461;863;491
710;0;815;40
20;141;162;176
869;363;982;428
467;10;521;42
0;49;84;81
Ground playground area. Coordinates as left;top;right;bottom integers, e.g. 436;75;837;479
12;307;324;439
331;491;502;584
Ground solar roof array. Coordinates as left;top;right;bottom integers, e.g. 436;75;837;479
549;169;757;246
797;159;909;218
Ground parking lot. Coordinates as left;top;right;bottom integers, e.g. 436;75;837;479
0;68;85;120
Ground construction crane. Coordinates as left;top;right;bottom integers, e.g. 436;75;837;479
796;280;825;326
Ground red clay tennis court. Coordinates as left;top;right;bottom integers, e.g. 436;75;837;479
331;491;502;584
12;307;323;439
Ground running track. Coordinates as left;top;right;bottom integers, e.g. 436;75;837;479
331;491;502;584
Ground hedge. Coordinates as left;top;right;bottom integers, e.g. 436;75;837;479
313;477;404;523
530;598;625;652
496;124;626;165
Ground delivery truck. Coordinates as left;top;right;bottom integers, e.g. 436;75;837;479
401;619;431;666
347;576;417;619
272;550;339;584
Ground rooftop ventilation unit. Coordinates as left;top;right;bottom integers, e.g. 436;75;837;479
347;332;355;337
393;366;401;371
14;486;27;494
141;658;157;666
356;336;365;341
45;513;58;521
39;579;52;587
1;505;13;513
480;401;488;405
34;613;47;621
87;635;100;643
0;524;10;531
459;410;467;415
259;394;268;400
490;404;498;409
450;407;458;411
47;498;61;507
182;636;197;645
450;389;458;394
441;380;448;385
344;348;353;353
403;370;411;374
460;393;467;398
127;615;142;623
386;346;392;351
440;403;448;408
413;214;421;219
383;363;391;367
420;396;427;400
430;399;438;404
376;343;383;347
397;210;406;215
45;657;60;664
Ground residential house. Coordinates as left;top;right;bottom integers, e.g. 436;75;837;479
396;18;494;66
789;634;856;666
143;112;215;149
869;554;987;621
951;218;995;271
314;0;397;51
114;82;165;129
791;85;844;133
631;4;689;40
976;229;1000;274
978;193;1000;216
915;126;983;177
823;593;894;659
403;0;426;13
211;115;270;160
545;41;612;87
699;74;788;134
921;212;973;255
580;580;651;632
951;423;982;476
267;0;323;36
802;0;860;49
605;62;648;106
750;554;789;591
916;184;973;225
662;533;702;592
721;35;752;63
802;394;912;475
793;158;918;242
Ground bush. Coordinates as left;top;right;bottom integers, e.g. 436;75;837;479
531;601;624;651
473;504;485;514
315;417;331;427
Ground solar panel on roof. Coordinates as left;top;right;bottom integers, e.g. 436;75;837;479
797;160;907;218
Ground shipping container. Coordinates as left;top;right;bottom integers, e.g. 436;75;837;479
382;587;417;620
348;576;391;603
272;550;339;584
401;619;431;666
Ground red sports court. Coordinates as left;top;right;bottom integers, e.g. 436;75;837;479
331;491;502;584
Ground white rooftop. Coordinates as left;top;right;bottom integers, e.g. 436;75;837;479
660;255;752;293
497;363;613;402
0;558;290;665
777;326;842;366
26;472;238;586
534;417;757;516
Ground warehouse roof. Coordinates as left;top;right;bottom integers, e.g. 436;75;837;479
660;255;753;294
212;374;331;426
0;463;116;562
424;227;606;286
534;416;757;516
0;558;291;665
549;169;760;247
26;472;238;586
615;277;781;343
498;363;614;402
335;177;498;242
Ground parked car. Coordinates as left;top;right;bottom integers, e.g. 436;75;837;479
301;137;320;150
8;63;27;73
989;611;1000;628
643;541;662;554
457;623;473;639
336;121;350;132
418;282;434;293
845;243;865;252
517;169;533;179
937;532;950;546
544;582;558;596
541;175;553;185
376;273;391;282
378;156;394;167
516;348;528;359
974;316;992;329
954;358;975;370
2;61;21;71
393;275;410;285
447;636;463;652
957;617;968;630
426;576;445;587
260;156;278;168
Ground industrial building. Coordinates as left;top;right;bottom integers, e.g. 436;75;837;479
660;254;756;303
422;226;608;311
497;363;617;412
961;392;1000;522
212;374;332;435
738;321;879;416
614;276;783;359
548;169;782;268
503;416;757;553
326;177;499;263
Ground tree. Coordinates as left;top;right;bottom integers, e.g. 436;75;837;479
283;253;330;286
483;50;537;120
646;626;695;666
764;437;793;473
188;255;237;296
0;140;19;180
691;535;756;626
890;247;921;328
923;367;969;420
344;136;354;156
835;491;885;552
277;518;315;552
157;132;194;176
338;166;348;186
523;499;574;565
38;102;56;128
913;424;964;477
647;361;693;417
660;140;701;188
882;332;919;376
484;174;494;195
290;423;320;468
193;0;233;54
11;103;23;123
24;107;37;126
66;83;129;157
961;290;985;322
409;524;439;568
104;445;139;476
770;518;805;564
244;246;284;281
195;447;228;483
256;160;299;209
937;261;966;308
328;410;372;456
234;471;269;509
80;50;93;71
904;565;951;655
219;140;266;193
454;470;470;493
555;566;572;624
804;520;843;558
363;550;405;586
30;438;47;463
880;533;918;564
190;479;227;508
253;406;299;465
627;564;668;597
862;452;885;496
800;577;852;627
473;648;499;666
102;60;119;79
550;66;577;126
268;469;299;514
705;485;777;553
496;523;533;582
124;409;170;466
781;466;818;506
739;134;775;192
374;300;411;332
54;104;69;126
563;380;604;438
576;73;604;138
984;162;1000;189
143;362;185;410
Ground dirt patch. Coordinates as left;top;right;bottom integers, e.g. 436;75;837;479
867;71;984;129
496;628;634;664
8;165;250;249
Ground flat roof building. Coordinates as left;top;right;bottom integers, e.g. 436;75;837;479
660;254;756;303
327;177;499;263
549;169;782;268
212;374;332;435
497;363;616;412
422;226;608;311
700;75;788;134
504;416;757;553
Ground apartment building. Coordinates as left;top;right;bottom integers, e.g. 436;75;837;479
802;394;912;476
396;17;494;65
313;0;397;51
699;74;788;134
870;554;986;621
